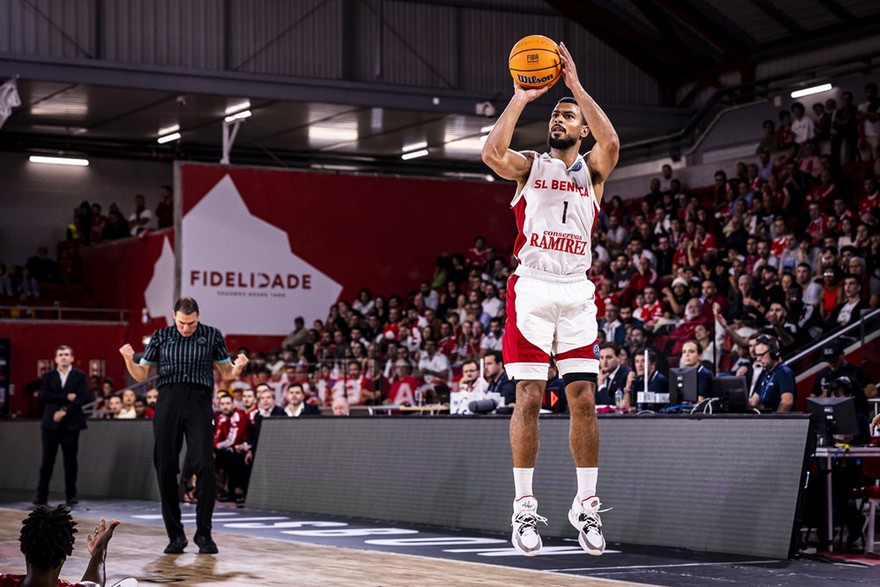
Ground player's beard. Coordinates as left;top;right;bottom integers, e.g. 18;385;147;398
548;134;577;150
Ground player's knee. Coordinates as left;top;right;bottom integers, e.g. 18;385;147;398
515;381;543;408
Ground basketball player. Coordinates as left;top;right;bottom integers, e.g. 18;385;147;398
481;41;619;556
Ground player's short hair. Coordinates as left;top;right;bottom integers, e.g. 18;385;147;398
557;97;587;124
174;297;200;315
20;506;77;570
55;345;73;355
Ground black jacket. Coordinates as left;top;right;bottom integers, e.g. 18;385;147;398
40;368;89;431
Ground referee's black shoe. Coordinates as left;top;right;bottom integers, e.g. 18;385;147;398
194;533;218;554
163;535;188;554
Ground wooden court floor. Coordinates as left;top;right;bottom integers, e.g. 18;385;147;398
0;508;645;587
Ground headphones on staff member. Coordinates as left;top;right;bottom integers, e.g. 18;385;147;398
756;334;781;360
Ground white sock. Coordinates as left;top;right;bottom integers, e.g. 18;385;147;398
576;467;599;502
513;468;534;501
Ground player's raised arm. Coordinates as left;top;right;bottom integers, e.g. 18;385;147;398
558;42;619;191
482;83;552;182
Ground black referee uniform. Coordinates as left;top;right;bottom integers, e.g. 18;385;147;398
140;322;231;542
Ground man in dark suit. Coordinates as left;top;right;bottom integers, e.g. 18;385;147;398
596;343;629;406
283;383;321;417
35;345;88;506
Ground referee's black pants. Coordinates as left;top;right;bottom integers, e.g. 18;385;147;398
153;383;216;540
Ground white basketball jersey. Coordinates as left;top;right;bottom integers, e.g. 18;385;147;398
511;151;599;276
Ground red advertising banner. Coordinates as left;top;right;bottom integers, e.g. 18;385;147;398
179;163;516;336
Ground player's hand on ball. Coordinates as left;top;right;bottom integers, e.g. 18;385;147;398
513;81;552;101
558;42;581;91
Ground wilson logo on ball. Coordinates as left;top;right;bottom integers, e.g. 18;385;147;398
516;73;555;85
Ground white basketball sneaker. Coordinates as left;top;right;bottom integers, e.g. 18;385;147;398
510;496;546;556
569;496;609;556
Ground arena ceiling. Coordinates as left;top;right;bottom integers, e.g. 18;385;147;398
1;0;879;178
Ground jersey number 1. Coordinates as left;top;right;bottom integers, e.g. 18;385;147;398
562;201;569;223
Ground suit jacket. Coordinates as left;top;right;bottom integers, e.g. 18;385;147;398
596;365;630;405
40;368;89;431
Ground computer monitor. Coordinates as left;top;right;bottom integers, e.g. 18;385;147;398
714;376;749;413
668;367;698;405
807;396;860;445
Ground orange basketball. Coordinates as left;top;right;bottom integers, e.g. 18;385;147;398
508;35;561;89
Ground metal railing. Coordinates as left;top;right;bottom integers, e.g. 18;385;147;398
788;307;880;384
0;305;129;322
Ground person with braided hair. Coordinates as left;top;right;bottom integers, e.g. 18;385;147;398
0;505;120;587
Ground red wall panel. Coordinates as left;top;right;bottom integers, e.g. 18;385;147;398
180;163;518;303
1;321;128;418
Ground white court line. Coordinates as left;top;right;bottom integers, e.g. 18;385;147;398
545;559;780;572
131;512;241;520
445;546;621;556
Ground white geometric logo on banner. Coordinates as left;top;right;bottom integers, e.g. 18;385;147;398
181;175;343;336
143;235;176;326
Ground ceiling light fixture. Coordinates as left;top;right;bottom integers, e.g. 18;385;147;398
157;132;181;144
401;149;429;161
790;83;832;99
28;155;89;166
224;110;252;123
28;155;89;167
225;100;251;115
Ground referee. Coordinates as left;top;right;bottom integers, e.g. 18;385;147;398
120;297;247;555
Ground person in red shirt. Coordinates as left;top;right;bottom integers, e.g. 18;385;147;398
213;393;251;504
859;177;879;218
385;359;421;405
634;285;664;329
465;236;494;269
0;505;120;587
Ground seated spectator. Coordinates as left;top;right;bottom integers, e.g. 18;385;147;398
18;267;39;299
385;359;420;405
252;385;282;418
284;383;320;417
760;302;800;355
103;395;123;419
480;317;503;356
666;298;711;355
599;303;626;345
693;323;717;369
417;339;450;403
213;392;251;504
134;399;148;418
115;389;137;419
330;361;377;406
623;347;667;411
483;351;516;408
633;285;664;330
1;505;120;587
750;336;794;413
825;274;868;331
596;343;629;406
466;236;493;269
679;340;714;402
332;396;350;416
